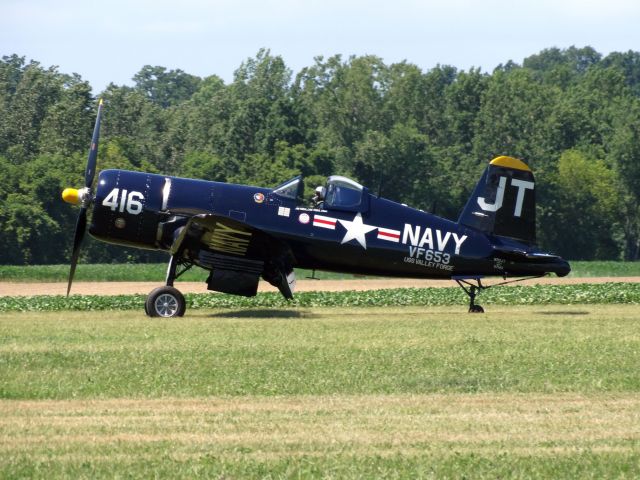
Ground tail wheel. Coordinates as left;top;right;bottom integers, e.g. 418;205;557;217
145;286;186;318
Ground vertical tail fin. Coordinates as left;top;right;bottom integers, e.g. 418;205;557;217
458;156;536;244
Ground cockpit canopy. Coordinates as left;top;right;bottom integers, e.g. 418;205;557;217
273;175;304;201
273;174;369;212
324;176;365;210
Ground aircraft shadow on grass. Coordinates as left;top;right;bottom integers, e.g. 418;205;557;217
208;309;317;319
534;311;590;315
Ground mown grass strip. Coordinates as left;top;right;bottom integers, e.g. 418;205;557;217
1;394;639;479
1;283;639;312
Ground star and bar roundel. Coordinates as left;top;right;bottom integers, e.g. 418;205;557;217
311;212;400;249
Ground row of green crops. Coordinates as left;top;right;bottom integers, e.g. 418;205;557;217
2;261;640;282
1;283;639;312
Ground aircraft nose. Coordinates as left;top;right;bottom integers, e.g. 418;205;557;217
62;187;92;206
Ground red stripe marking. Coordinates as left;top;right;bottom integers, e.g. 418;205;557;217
379;231;400;239
314;218;336;226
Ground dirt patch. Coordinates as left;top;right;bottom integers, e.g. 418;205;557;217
1;277;639;297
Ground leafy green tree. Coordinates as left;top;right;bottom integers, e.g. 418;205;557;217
38;75;93;156
608;99;640;259
548;66;629;154
0;193;59;264
524;46;602;87
417;65;457;145
473;68;560;168
352;123;437;210
101;84;168;171
0;58;62;162
294;55;389;154
180;74;225;153
383;62;428;130
179;151;226;182
0;55;26;157
600;50;640;95
201;50;296;166
539;150;623;259
444;68;488;150
133;65;201;108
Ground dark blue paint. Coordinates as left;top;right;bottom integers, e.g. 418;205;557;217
88;168;570;282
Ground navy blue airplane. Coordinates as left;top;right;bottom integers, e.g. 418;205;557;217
62;101;570;317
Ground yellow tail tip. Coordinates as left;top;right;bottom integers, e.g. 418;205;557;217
490;156;531;172
62;188;80;205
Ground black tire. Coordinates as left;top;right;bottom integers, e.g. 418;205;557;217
469;304;485;313
145;286;186;318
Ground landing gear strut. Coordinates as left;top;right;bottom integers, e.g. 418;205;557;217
454;274;547;313
145;255;192;318
455;278;485;313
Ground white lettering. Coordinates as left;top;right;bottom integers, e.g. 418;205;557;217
127;191;144;215
403;224;420;246
418;228;434;249
101;188;145;215
403;224;466;256
436;230;451;251
119;189;128;212
510;178;534;217
102;188;119;211
477;176;506;212
452;233;467;255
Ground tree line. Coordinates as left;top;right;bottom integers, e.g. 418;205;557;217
1;46;639;265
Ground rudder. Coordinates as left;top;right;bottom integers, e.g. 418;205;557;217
458;156;536;244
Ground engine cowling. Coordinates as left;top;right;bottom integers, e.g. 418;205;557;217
89;169;166;250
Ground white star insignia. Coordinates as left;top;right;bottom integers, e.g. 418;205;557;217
338;213;377;249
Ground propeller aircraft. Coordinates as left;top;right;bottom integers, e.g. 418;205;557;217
62;101;570;317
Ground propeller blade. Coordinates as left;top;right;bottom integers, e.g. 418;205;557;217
84;98;104;189
67;207;87;296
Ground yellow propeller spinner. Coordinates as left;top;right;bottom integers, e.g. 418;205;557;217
62;188;81;205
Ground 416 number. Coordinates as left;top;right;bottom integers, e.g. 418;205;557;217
102;188;144;215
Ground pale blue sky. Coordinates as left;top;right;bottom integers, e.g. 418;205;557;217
3;0;639;93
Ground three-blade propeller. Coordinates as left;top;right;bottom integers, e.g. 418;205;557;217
63;99;103;296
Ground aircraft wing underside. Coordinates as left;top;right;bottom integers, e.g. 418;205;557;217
168;213;296;299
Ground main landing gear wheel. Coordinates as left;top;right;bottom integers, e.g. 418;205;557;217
145;286;186;318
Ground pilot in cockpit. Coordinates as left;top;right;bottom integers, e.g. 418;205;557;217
312;185;326;208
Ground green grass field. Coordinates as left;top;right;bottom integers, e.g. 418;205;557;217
1;305;640;478
1;260;639;282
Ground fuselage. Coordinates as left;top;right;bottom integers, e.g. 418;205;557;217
89;169;570;279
